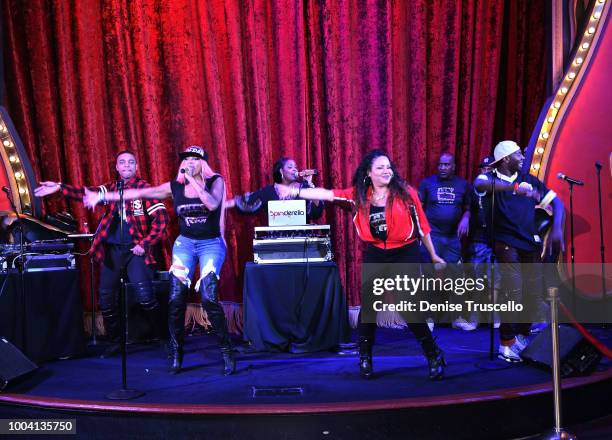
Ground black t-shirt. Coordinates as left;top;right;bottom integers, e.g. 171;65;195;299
418;175;471;235
171;176;222;239
105;212;133;245
369;205;387;242
476;172;552;251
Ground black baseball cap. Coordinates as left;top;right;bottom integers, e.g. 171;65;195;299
179;145;208;161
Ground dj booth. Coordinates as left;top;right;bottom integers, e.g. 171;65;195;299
243;261;349;352
242;202;350;352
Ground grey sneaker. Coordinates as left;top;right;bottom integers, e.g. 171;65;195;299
498;342;523;363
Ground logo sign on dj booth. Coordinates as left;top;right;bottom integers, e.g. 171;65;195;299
267;200;307;226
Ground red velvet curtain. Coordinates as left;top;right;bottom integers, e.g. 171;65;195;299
2;0;546;310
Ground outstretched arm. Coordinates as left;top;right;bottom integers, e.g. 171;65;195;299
84;182;172;209
34;181;63;198
275;185;335;202
35;181;108;202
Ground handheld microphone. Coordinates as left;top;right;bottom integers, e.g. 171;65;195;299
180;167;194;176
298;169;318;177
557;172;584;186
180;168;186;174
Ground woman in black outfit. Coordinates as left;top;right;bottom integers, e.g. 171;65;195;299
228;157;324;221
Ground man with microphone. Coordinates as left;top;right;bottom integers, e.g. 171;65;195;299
35;150;169;357
474;141;564;362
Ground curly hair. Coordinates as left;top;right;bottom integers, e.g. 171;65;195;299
272;157;292;183
351;149;414;210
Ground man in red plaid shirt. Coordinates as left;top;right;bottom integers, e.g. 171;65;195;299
35;151;169;356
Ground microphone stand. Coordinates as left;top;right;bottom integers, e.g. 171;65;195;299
3;188;27;354
477;169;509;370
595;162;607;327
563;179;578;315
107;180;144;400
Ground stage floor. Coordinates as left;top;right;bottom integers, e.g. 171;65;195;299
2;326;611;408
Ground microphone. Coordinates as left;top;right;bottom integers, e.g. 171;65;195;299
298;169;318;177
595;161;602;170
2;186;11;195
557;172;584;186
180;168;186;174
180;167;194;176
116;180;124;190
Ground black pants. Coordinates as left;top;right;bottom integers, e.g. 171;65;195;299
358;242;432;341
98;244;155;311
495;242;543;342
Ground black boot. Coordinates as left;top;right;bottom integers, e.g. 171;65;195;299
168;275;187;374
134;281;166;343
418;336;446;381
358;338;373;379
99;288;120;359
201;272;235;376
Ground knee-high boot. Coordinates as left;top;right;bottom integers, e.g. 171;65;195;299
168;275;187;374
200;272;235;376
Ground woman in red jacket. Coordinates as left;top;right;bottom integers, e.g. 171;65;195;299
278;149;446;380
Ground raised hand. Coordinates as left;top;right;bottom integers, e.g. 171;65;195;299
34;181;61;198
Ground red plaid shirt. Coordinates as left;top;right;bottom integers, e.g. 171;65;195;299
61;177;169;265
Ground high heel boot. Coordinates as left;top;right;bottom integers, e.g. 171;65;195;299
358;337;373;379
168;275;187;374
418;336;446;380
201;272;236;376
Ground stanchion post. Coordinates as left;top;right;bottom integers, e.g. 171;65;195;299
539;287;576;440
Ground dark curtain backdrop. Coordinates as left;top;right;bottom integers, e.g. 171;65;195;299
2;0;546;311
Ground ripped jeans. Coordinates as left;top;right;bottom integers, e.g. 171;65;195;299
170;235;226;288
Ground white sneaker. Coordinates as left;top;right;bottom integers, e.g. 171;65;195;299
426;318;435;332
452;317;477;331
498;342;523;363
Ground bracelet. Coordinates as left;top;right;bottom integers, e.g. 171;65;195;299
512;182;519;195
97;191;106;204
